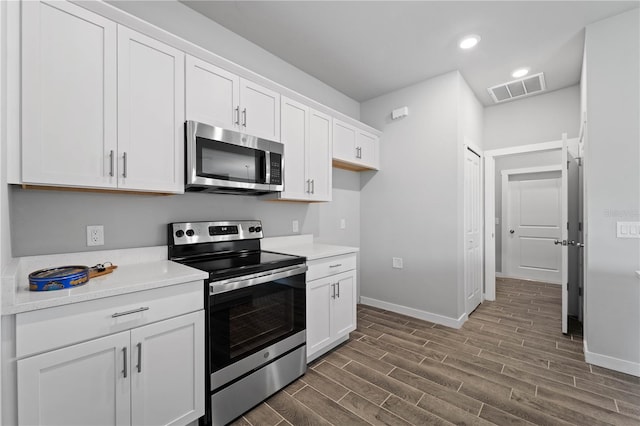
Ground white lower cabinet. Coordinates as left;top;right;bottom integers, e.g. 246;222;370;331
306;254;357;362
16;282;205;426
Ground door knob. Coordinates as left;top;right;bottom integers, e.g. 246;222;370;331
509;229;515;234
554;239;561;245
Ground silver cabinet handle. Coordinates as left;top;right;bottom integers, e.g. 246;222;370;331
329;263;342;268
235;106;240;125
336;282;340;298
112;306;149;318
331;283;336;299
136;342;142;373
109;150;114;177
306;179;311;193
122;152;127;178
122;347;128;378
242;108;247;127
311;179;315;194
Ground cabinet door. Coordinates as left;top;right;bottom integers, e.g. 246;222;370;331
130;311;205;426
185;55;240;130
117;26;185;193
17;331;131;426
332;120;357;162
280;97;309;200
22;1;117;188
331;272;357;338
306;277;333;360
357;131;379;169
240;79;280;141
308;109;333;202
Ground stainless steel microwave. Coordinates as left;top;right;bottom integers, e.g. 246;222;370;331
185;121;284;194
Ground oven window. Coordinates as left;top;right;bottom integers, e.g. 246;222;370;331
209;277;305;372
196;137;265;183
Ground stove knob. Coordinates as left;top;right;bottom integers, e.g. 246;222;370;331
186;229;195;237
175;230;184;238
254;226;262;233
248;226;255;233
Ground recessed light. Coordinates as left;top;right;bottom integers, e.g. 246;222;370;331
512;68;530;78
459;35;481;50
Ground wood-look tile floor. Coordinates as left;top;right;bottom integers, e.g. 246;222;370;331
231;278;640;425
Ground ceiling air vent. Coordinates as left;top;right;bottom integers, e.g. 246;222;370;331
487;72;546;104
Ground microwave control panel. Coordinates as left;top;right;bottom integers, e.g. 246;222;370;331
270;153;282;185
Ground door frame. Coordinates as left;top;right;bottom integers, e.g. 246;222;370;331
483;136;579;300
500;165;562;282
463;140;484;316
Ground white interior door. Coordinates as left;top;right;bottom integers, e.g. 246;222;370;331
505;171;562;283
561;137;569;334
464;147;482;314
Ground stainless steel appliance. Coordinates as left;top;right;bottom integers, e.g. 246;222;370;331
185;121;284;194
168;220;306;426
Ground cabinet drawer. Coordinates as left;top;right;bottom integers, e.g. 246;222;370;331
16;280;203;358
307;254;356;281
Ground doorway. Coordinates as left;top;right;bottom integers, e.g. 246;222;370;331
464;144;483;316
502;167;562;283
484;135;581;333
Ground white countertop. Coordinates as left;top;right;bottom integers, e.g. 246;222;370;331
263;234;359;260
2;247;207;315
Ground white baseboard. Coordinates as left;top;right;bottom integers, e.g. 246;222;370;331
360;297;467;329
584;340;640;377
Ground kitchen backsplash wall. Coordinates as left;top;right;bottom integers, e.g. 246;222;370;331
10;169;360;257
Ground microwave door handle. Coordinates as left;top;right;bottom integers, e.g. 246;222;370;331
264;151;271;184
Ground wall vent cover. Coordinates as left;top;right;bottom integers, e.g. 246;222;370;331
487;72;546;103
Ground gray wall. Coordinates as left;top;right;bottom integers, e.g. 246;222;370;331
10;169;360;256
484;85;580;150
103;0;360;120
584;9;640;371
359;71;482;321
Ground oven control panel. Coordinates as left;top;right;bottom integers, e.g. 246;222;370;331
170;220;263;245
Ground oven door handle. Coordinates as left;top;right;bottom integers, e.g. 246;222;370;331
209;264;308;295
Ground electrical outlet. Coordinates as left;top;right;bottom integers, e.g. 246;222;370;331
392;257;403;269
87;225;104;246
340;218;346;230
292;220;299;233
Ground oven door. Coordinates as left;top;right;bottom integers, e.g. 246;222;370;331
208;265;306;390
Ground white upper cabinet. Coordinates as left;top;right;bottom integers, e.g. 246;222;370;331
332;118;380;171
273;97;331;202
185;55;240;130
21;1;118;188
21;1;185;193
117;27;185;193
185;55;280;141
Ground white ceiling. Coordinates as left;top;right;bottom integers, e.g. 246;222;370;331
181;1;639;106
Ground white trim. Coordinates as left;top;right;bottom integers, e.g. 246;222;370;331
485;140;563;158
501;165;562;177
584;341;640;378
484;138;577;302
360;297;467;329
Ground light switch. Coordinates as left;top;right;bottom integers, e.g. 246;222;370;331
617;222;640;238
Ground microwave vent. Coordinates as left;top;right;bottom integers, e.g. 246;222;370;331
488;72;546;104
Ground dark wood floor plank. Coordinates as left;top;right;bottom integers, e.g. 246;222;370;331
381;352;463;391
343;361;425;404
300;368;350;401
416;391;494;426
510;389;612;426
359;335;429;364
478;403;534;425
333;345;395;374
313;360;391;405
382;395;453;426
243;402;284;426
338;391;413;426
265;390;332;426
292;386;370;426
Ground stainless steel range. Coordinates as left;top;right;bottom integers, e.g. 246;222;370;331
168;220;307;426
